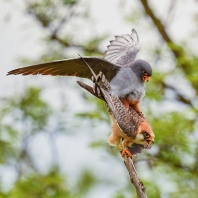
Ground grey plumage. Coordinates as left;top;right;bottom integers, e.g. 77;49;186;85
7;29;152;104
104;28;139;66
104;29;151;102
128;143;144;155
110;67;145;101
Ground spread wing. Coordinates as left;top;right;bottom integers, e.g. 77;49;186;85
7;57;120;82
104;28;140;67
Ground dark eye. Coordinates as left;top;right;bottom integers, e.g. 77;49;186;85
143;132;150;138
142;70;148;75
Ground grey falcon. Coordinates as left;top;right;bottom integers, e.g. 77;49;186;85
7;29;152;114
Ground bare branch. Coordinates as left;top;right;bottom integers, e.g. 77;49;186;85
139;0;183;59
50;33;103;54
51;5;76;37
124;155;148;198
139;0;198;94
164;0;178;26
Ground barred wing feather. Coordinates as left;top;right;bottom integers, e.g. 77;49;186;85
104;29;140;67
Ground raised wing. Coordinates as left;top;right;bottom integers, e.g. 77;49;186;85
104;29;140;67
7;57;120;81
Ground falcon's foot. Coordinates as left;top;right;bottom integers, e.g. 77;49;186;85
118;144;133;158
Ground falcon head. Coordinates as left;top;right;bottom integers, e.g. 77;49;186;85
134;131;154;149
131;59;152;83
133;122;155;149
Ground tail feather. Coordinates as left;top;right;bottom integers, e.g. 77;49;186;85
76;81;102;100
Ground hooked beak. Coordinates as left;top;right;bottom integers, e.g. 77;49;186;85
145;138;154;149
142;75;150;83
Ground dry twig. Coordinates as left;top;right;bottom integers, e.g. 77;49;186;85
123;155;148;198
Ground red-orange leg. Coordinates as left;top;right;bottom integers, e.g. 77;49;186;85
118;144;132;158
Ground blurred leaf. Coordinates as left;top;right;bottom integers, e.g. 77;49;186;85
75;170;97;196
8;169;71;198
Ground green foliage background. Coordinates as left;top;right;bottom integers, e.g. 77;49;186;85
1;0;198;197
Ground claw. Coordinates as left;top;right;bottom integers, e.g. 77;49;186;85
117;144;133;158
118;144;123;150
121;148;133;158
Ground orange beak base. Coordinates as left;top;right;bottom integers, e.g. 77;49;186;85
142;75;150;82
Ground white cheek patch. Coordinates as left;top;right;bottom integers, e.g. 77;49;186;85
133;134;144;145
135;134;144;140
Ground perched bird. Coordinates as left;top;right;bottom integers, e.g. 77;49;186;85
77;59;154;157
7;29;152;114
108;96;154;157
